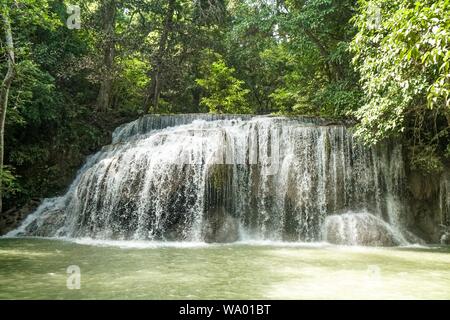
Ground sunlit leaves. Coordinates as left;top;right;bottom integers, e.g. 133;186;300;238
196;57;251;114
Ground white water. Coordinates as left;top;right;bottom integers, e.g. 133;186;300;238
323;212;408;246
8;115;419;245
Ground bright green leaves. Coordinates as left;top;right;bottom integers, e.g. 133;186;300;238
196;58;251;114
2;0;61;31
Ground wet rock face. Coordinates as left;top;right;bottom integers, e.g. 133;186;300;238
0;199;40;235
441;232;450;245
203;207;239;243
405;171;449;243
22;209;66;237
323;213;403;246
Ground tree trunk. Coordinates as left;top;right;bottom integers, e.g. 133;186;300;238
96;0;116;112
0;10;15;214
143;0;176;114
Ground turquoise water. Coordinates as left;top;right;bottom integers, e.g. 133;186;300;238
0;238;449;299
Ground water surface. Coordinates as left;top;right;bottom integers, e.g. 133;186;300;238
0;238;449;299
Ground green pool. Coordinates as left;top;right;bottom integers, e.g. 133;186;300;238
0;238;449;299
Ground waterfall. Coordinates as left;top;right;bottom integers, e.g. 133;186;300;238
9;114;413;245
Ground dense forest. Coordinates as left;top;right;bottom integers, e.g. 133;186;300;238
0;0;449;213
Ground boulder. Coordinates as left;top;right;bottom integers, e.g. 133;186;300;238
23;208;65;237
0;199;41;235
441;232;450;245
323;212;403;246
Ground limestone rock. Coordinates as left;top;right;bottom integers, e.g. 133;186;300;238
323;212;403;246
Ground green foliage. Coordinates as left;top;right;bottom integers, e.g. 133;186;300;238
2;0;61;28
312;81;362;117
223;1;282;113
2;0;450;211
196;58;251;114
350;0;450;173
409;145;444;174
0;166;22;200
7;60;60;127
1;0;132;209
275;0;361;117
113;57;150;114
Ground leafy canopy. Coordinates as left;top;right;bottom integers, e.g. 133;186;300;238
196;57;251;114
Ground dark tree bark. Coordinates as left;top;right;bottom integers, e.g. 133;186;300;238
0;9;15;214
96;0;116;112
143;0;176;114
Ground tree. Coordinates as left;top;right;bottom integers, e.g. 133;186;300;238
143;0;176;113
196;57;251;114
0;5;15;214
351;0;450;173
96;0;117;112
133;0;228;114
0;0;63;212
223;1;281;114
274;0;361;116
220;0;360;116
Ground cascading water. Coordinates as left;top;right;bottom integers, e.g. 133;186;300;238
9;114;416;245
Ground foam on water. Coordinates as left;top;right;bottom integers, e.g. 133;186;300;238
71;238;211;249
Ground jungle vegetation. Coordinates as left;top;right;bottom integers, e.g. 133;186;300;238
0;0;449;211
